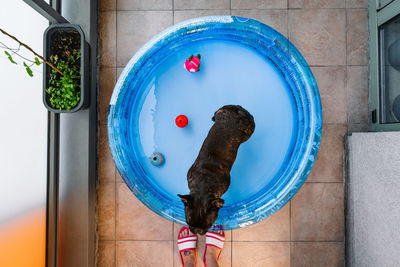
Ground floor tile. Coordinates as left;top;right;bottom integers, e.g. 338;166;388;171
116;241;173;267
116;183;173;240
347;9;368;65
117;0;172;10
98;241;116;267
173;223;232;241
116;67;124;79
232;203;290;241
100;0;116;11
98;182;116;240
347;66;368;124
348;123;368;133
99;68;116;125
289;0;344;8
346;0;368;8
307;124;347;183
289;9;346;65
232;0;287;9
291;242;344;267
117;11;173;67
291;183;344;241
231;9;288;37
115;167;125;183
174;0;230;10
99;124;115;182
173;241;231;267
311;66;347;124
174;10;230;24
100;12;116;67
232;242;290;267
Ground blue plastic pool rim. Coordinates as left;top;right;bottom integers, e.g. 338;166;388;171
108;16;322;229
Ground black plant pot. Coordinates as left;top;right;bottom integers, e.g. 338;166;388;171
43;24;89;113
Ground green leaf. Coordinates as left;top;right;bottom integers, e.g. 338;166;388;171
8;56;17;64
34;57;41;65
5;51;17;64
25;66;33;77
23;61;28;67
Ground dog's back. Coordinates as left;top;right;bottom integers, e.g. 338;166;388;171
188;105;255;194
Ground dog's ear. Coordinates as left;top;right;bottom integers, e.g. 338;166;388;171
210;198;224;209
178;194;192;207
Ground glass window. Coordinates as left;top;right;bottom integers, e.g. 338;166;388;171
379;14;400;123
0;1;48;266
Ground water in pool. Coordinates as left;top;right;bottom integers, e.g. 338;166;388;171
131;39;297;206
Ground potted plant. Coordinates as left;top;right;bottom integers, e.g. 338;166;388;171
0;24;89;112
43;24;89;112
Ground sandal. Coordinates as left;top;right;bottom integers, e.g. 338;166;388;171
177;226;197;266
203;225;225;267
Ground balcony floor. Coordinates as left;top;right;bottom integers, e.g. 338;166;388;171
97;0;369;266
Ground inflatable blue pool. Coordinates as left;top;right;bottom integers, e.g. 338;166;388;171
107;16;322;229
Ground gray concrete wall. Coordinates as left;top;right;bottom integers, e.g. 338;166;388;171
346;132;400;267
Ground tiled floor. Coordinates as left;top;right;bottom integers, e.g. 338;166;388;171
98;0;368;266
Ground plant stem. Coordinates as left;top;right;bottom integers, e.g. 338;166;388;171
0;28;64;76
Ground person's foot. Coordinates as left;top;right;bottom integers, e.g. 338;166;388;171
178;227;197;267
204;228;225;267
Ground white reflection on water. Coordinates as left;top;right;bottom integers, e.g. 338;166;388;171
138;82;157;157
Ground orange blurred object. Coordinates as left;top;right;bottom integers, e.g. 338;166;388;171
0;207;46;267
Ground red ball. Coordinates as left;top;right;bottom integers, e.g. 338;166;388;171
175;115;188;128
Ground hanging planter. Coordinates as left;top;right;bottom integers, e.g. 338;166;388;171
43;24;89;113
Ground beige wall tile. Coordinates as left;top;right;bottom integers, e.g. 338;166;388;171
347;9;368;65
232;242;290;267
232;203;290;241
98;182;116;240
289;9;346;65
117;11;173;67
307;124;347;182
346;0;368;9
291;242;344;267
232;0;288;9
175;0;230;10
173;223;232;241
232;9;288;37
347;66;368;124
289;0;344;8
99;68;116;126
174;10;231;24
117;241;173;267
98;241;116;267
312;67;347;124
100;0;116;11
100;12;116;67
116;183;173;240
118;0;172;10
173;241;231;266
291;183;344;241
99;124;115;182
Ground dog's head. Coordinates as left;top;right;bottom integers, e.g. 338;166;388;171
212;105;255;140
178;194;224;235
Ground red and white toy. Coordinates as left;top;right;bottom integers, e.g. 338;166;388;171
184;54;201;73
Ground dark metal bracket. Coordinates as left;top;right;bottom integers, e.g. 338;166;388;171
22;0;69;24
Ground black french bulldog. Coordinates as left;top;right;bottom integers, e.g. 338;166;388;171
178;105;255;235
